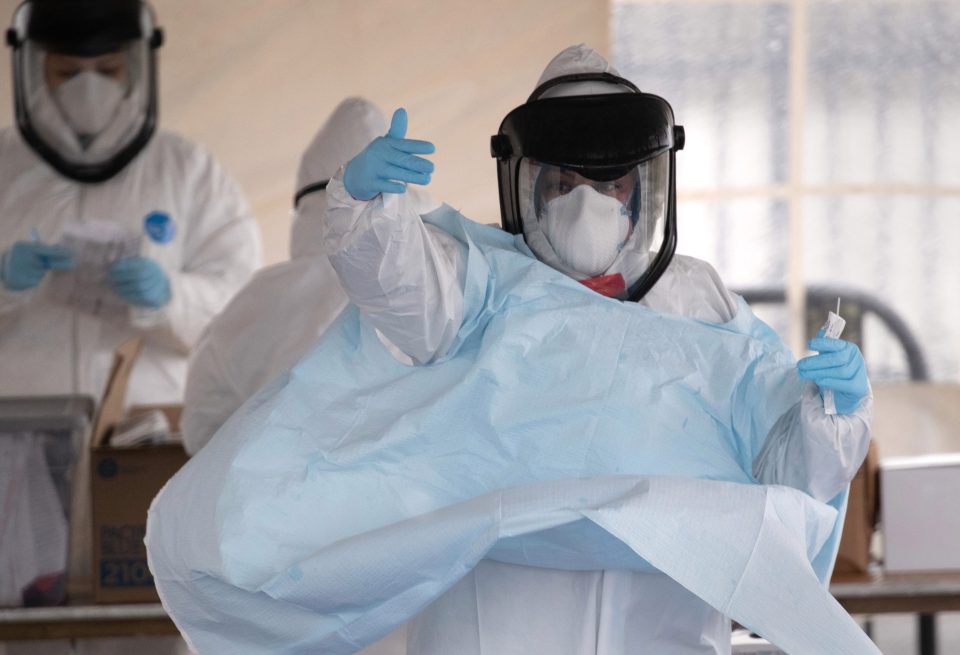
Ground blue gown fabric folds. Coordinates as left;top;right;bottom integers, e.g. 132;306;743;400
147;206;879;654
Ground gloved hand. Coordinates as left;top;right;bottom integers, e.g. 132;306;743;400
343;108;435;201
108;257;171;308
1;241;74;291
797;335;869;415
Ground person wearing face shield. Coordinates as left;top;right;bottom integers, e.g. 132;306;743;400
181;97;437;464
314;45;871;654
1;0;261;405
0;1;259;654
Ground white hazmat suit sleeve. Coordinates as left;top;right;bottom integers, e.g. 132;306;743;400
669;267;872;502
129;152;261;355
323;171;464;365
753;381;873;502
648;261;872;501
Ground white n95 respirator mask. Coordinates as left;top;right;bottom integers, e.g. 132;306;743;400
539;184;631;276
53;71;126;141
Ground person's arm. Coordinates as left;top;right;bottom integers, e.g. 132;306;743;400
127;151;261;354
749;325;873;502
700;280;873;503
753;381;872;502
322;109;464;365
0;241;73;318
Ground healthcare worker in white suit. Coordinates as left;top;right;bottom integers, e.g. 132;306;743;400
181;97;433;655
0;0;260;405
181;97;439;457
323;44;873;654
180;97;383;456
0;1;259;653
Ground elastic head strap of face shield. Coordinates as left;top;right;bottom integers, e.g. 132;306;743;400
293;180;329;209
526;72;641;103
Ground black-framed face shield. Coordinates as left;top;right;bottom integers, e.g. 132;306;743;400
491;74;685;301
6;0;164;183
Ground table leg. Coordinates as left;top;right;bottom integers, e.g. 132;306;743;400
919;613;936;655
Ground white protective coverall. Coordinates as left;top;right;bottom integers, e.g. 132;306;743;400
321;47;873;655
0;126;260;655
181;97;388;456
0;127;261;405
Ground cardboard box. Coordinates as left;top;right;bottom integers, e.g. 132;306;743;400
90;339;189;603
832;440;879;577
881;452;960;573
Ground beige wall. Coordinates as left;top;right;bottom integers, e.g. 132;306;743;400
0;0;608;265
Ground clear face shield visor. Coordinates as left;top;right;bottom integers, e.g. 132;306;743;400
7;1;162;182
519;153;670;297
22;40;148;135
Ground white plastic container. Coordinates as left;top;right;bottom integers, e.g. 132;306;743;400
881;452;960;573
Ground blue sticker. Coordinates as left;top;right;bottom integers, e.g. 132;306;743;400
144;211;176;244
98;458;118;479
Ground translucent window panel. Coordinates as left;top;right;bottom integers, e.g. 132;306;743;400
804;195;960;382
677;198;790;337
677;198;788;287
613;1;960;379
806;1;960;187
612;2;790;190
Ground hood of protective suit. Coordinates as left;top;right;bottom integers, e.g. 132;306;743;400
535;43;628;99
291;97;439;258
290;98;386;259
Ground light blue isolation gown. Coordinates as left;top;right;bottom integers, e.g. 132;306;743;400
146;206;878;654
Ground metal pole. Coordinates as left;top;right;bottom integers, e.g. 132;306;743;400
787;0;808;356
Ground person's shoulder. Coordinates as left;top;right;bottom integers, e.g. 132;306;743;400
200;263;292;343
203;258;339;363
0;126;31;158
643;253;738;323
140;130;239;188
218;258;331;317
422;205;516;251
146;130;217;166
243;258;314;289
0;126;18;145
0;127;21;164
666;254;727;287
0;127;59;188
150;129;206;151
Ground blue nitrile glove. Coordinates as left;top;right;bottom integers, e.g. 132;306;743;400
0;241;74;291
343;108;435;201
108;256;171;308
797;333;869;415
